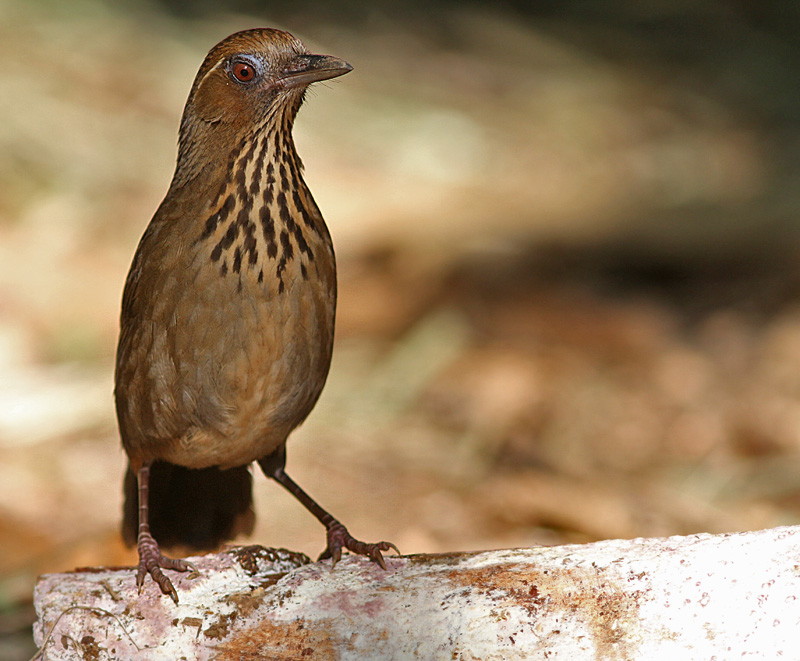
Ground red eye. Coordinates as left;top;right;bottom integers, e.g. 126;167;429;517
231;61;256;83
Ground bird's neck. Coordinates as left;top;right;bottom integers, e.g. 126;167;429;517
171;114;332;295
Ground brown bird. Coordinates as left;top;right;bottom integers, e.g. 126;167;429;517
115;28;397;603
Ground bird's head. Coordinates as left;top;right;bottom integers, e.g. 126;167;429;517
175;28;351;177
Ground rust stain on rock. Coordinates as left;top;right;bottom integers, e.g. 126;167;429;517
404;551;476;567
449;562;646;660
204;587;268;640
227;545;310;575
176;616;204;629
211;619;337;660
78;634;101;661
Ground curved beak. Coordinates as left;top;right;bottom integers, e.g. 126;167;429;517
280;54;353;89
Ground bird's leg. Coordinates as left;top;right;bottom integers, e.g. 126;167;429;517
135;463;195;603
259;448;399;569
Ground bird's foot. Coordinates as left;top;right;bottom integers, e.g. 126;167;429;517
318;521;399;570
136;531;196;603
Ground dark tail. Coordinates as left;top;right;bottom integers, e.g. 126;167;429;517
122;461;255;551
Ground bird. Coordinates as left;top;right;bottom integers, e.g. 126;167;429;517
114;27;397;603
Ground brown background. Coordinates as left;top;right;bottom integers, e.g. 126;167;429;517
2;0;800;657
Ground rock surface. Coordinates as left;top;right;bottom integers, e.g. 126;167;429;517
33;527;800;659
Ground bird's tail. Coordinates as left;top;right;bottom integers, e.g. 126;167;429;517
122;462;255;551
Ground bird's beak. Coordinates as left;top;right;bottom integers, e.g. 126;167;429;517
280;54;353;89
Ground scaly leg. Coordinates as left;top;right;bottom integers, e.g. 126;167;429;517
135;463;195;603
259;448;399;569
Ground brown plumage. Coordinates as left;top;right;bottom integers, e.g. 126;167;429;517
115;28;396;602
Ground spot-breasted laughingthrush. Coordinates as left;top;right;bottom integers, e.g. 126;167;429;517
115;28;397;602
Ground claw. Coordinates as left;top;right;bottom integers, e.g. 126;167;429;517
137;531;194;603
319;521;400;570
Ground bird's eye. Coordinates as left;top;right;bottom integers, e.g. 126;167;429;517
230;60;257;83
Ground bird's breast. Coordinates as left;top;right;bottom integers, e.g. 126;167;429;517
116;168;337;468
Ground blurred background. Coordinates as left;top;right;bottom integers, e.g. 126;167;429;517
2;0;800;656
